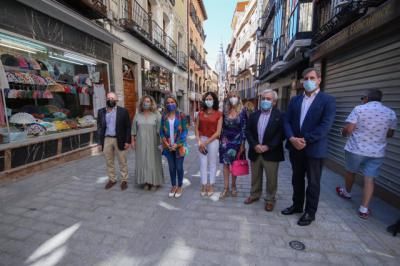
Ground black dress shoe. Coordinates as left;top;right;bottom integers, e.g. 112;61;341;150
281;205;303;215
297;213;315;226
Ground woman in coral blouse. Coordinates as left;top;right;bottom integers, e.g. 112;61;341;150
195;91;222;197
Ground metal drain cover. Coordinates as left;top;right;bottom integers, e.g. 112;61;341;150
289;240;305;251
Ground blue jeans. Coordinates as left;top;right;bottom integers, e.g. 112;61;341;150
165;152;184;187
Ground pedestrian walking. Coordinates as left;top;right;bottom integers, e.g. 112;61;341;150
244;89;284;211
195;91;222;197
160;95;189;198
97;92;131;191
219;91;247;199
281;67;336;226
131;95;164;191
337;89;397;219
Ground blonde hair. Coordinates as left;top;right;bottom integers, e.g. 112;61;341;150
226;91;243;113
244;101;255;112
139;95;157;113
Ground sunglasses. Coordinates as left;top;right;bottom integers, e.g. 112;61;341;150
360;96;367;100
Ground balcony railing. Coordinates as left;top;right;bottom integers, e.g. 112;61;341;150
190;4;206;41
285;0;313;50
56;0;107;19
272;35;285;63
120;1;151;40
259;53;272;78
190;44;203;67
313;0;386;44
178;51;188;71
120;0;177;62
260;0;276;33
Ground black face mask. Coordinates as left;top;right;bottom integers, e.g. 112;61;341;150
106;100;116;108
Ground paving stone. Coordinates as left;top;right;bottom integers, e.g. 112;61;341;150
6;228;35;240
0;131;399;265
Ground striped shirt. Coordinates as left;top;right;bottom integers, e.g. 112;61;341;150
105;107;117;136
257;111;271;144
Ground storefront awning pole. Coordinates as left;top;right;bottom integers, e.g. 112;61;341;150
1;89;10;141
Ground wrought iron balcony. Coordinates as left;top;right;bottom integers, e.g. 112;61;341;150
258;53;273;78
56;0;107;19
260;0;276;34
178;51;188;71
190;44;203;67
285;0;313;55
120;1;151;41
313;0;387;44
120;0;177;62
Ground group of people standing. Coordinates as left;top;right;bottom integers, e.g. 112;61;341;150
97;67;396;226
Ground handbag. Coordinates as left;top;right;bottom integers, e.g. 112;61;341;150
230;152;249;176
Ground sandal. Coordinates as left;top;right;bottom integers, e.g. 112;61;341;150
200;185;207;197
169;186;177;198
231;186;238;197
219;188;229;199
207;184;214;197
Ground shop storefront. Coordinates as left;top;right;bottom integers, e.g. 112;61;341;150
141;58;172;108
311;0;400;201
0;0;115;179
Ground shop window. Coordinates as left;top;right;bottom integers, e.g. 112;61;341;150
141;58;172;105
0;32;109;145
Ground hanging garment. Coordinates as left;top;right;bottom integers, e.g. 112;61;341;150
93;84;106;118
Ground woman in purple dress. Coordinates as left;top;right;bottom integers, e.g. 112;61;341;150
219;92;247;199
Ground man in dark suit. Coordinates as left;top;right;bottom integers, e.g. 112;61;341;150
244;89;284;212
281;67;336;226
97;92;131;190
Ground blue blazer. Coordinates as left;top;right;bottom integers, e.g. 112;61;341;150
284;91;336;158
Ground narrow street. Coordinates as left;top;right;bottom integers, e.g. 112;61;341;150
0;131;399;266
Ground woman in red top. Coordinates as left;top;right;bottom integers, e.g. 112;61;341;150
195;92;222;197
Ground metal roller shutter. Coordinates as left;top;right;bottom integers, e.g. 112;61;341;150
324;34;400;196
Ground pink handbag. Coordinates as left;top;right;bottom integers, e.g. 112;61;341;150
230;152;249;177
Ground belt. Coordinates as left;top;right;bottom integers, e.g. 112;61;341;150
105;135;116;138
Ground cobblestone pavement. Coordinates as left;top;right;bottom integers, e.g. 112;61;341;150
1;131;400;266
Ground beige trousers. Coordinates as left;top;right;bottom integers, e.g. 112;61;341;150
103;137;128;182
250;155;279;203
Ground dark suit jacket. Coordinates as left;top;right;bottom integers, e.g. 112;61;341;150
246;108;284;162
284;91;336;158
97;106;131;151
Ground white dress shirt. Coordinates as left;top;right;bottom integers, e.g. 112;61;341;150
300;89;320;128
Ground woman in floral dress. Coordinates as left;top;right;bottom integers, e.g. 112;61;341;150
219;92;247;199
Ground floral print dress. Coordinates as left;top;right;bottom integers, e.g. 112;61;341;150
219;110;247;164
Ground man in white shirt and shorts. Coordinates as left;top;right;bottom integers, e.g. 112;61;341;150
337;89;397;219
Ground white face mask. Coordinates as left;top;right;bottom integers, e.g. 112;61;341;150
229;97;238;106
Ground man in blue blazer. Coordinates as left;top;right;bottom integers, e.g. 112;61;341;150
281;68;336;226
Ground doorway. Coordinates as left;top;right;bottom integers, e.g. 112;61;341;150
123;60;136;120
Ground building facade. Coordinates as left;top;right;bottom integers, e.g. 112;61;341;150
188;0;207;118
109;0;189;115
256;0;400;203
311;0;400;203
0;0;119;177
226;0;259;106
